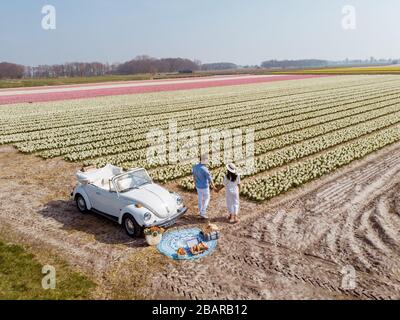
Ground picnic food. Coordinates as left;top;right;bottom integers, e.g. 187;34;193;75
203;223;219;234
190;242;209;255
144;226;165;236
201;223;220;241
177;247;187;256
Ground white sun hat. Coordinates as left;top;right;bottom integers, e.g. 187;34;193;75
226;163;237;174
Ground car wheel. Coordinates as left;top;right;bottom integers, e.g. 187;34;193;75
123;215;142;238
75;194;88;214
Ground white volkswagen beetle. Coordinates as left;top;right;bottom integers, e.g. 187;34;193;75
71;164;187;237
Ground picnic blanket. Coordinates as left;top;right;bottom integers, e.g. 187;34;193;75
157;227;218;260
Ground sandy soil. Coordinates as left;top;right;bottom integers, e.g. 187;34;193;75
1;143;400;299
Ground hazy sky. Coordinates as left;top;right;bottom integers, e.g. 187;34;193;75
1;0;400;66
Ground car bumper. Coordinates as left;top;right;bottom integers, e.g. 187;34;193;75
148;206;187;228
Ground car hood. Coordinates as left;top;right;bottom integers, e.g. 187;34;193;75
120;183;177;218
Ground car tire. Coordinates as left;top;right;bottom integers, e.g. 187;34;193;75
123;215;142;238
75;194;88;214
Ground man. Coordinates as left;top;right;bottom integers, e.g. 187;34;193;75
192;154;215;219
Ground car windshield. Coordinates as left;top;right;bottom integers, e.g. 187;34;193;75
114;169;152;192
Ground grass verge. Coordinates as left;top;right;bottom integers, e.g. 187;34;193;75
0;72;216;89
0;75;151;89
0;238;95;300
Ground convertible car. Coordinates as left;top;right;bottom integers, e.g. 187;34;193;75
71;164;187;237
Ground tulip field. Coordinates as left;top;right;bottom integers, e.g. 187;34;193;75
1;75;400;202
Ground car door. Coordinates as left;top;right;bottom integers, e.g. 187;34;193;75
94;188;121;217
84;184;102;209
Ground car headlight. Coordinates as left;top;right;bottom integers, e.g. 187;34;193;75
143;211;152;221
170;192;183;206
176;194;183;206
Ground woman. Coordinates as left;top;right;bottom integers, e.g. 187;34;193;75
218;163;240;224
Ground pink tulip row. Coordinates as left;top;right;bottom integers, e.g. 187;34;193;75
0;74;327;105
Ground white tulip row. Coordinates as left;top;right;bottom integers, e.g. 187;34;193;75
38;85;400;158
1;75;400;204
84;93;400;167
2;74;394;123
177;110;400;189
5;78;395;148
2;75;398;137
240;125;400;201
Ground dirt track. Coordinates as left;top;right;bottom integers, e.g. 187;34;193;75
1;143;400;299
155;143;400;299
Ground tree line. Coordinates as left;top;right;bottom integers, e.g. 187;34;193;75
200;62;238;71
0;62;25;79
0;56;200;79
115;55;201;74
0;56;242;79
3;57;394;79
261;59;329;69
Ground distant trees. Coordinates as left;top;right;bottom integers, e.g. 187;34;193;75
201;62;237;71
0;62;25;79
2;56;398;80
261;59;329;69
25;62;113;78
116;56;200;74
0;57;202;79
